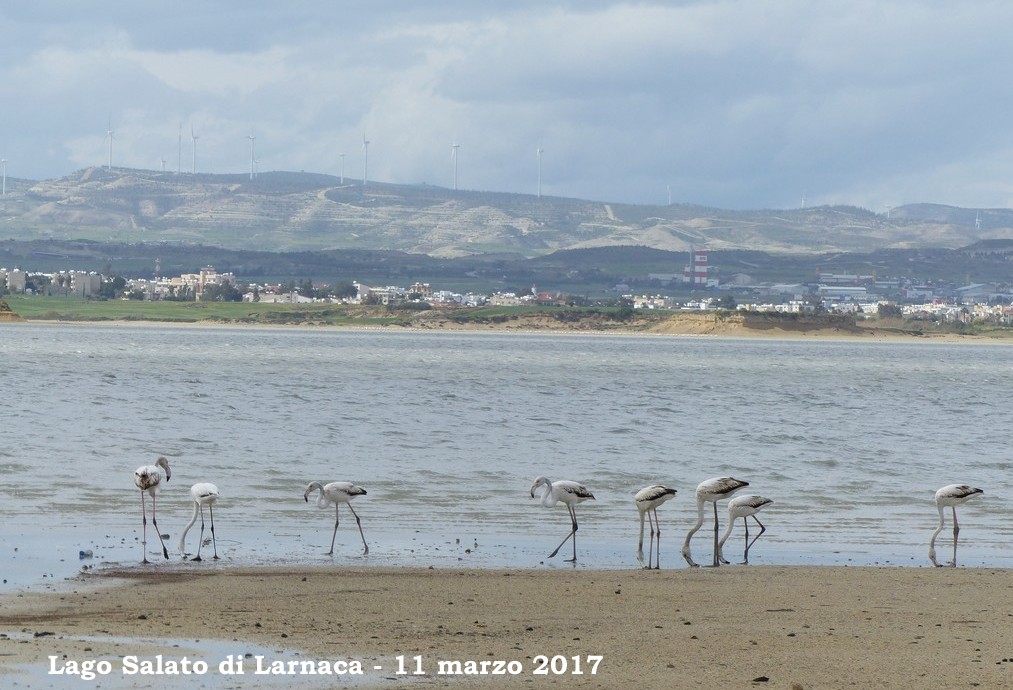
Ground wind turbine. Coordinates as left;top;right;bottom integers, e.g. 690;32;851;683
247;134;256;180
160;158;166;172
177;122;182;175
106;117;114;170
536;146;544;198
339;152;345;184
362;134;369;187
191;126;199;175
451;140;460;191
2;158;6;196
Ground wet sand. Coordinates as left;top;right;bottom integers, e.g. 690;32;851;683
0;565;1008;688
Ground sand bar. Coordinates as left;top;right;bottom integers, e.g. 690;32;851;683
1;565;1009;688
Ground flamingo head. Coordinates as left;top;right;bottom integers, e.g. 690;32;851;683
529;476;550;498
304;481;323;503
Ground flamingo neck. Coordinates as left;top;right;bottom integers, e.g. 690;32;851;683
534;480;556;507
687;499;707;537
540;489;556;508
718;512;735;548
177;501;201;555
304;482;327;508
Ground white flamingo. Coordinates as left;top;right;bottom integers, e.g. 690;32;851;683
634;485;677;569
304;481;369;556
133;456;171;563
178;482;220;561
717;494;773;565
929;484;983;567
530;476;595;562
681;476;749;567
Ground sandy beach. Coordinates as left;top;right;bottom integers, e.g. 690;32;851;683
1;564;1008;688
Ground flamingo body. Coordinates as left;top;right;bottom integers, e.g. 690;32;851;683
929;484;982;567
635;485;677;569
718;494;773;564
178;482;220;561
530;476;595;562
304;481;369;556
133;456;171;563
681;476;749;567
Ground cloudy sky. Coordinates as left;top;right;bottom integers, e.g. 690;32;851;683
3;1;1013;210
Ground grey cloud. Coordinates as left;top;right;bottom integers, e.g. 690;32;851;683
3;1;1013;211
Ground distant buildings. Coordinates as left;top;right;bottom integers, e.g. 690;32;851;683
0;267;102;297
7;253;1013;329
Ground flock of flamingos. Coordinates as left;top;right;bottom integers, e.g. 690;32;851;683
133;457;984;569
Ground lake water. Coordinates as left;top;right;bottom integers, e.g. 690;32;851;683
2;323;1012;590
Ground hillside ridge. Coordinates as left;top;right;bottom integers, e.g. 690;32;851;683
3;167;1012;257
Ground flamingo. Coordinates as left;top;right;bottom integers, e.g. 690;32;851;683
717;494;773;565
178;482;220;561
133;456;171;563
304;481;369;556
681;476;749;567
634;485;677;569
929;484;983;567
529;476;595;562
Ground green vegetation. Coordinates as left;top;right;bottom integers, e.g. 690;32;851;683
2;297;661;330
3;296;404;327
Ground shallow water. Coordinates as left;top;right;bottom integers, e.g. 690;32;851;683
2;323;1011;592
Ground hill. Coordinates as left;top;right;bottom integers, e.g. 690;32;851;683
4;167;1013;258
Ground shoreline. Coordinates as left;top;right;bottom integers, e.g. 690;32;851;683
1;564;1008;687
3;313;1003;344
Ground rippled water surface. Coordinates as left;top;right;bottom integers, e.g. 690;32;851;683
2;323;1012;588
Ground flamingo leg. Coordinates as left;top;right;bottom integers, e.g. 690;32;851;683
950;507;960;567
568;505;579;562
209;504;219;560
140;491;149;564
548;506;578;561
151;491;169;560
651;508;661;569
347;504;369;555
743;515;766;564
636;511;647;568
327;505;340;555
710;501;721;567
192;504;205;562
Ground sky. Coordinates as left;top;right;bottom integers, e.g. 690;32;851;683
3;1;1013;211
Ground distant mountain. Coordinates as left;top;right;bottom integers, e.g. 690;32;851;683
3;167;1013;257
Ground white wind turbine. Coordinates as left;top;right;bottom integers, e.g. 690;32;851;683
536;146;544;198
451;140;460;191
362;134;369;187
339;153;346;184
106;118;114;169
177;122;182;176
1;158;6;196
191;126;199;175
247;134;256;180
